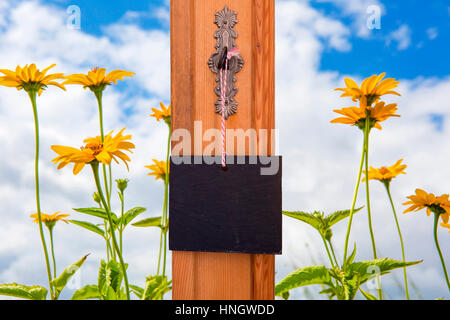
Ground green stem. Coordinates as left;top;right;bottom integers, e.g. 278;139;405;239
385;183;410;299
95;91;116;261
94;91;112;210
161;124;171;277
49;227;57;279
321;236;335;268
119;191;124;254
98;201;112;262
364;121;377;260
161;186;168;277
162;230;168;277
91;162;130;299
102;166;111;209
433;212;450;291
104;220;111;262
109;165;113;205
95;91;105;140
156;232;163;275
363;112;382;300
328;240;339;268
28;91;55;300
343;135;366;262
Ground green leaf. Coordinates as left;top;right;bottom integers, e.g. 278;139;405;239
281;291;290;300
360;288;377;300
73;207;118;223
71;285;100;300
142;275;172;300
345;273;361;300
347;258;422;285
319;287;336;300
282;211;322;231
344;244;357;267
116;287;128;300
132;216;162;228
118;207;147;227
324;207;363;228
98;260;123;297
275;266;333;297
98;260;107;292
0;283;47;300
333;285;347;301
68;220;105;238
51;254;89;292
103;285;118;300
130;284;144;299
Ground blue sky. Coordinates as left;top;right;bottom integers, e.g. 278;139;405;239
46;0;450;79
43;0;450;129
318;0;449;78
48;0;169;33
0;0;449;300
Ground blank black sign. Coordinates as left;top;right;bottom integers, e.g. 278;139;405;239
169;156;282;254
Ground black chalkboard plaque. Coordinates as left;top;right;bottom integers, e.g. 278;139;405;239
169;156;282;254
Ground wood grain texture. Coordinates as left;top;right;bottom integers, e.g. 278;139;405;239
171;0;276;300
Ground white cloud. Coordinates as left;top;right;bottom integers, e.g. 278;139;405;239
277;0;352;52
386;24;412;50
0;0;10;23
426;27;438;40
0;0;448;301
276;1;449;299
0;0;170;298
120;4;169;26
316;0;385;38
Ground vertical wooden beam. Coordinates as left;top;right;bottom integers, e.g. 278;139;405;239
251;0;276;301
171;0;276;300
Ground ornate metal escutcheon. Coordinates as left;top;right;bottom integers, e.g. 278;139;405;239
208;6;244;120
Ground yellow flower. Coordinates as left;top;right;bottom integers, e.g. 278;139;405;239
150;102;171;124
0;64;66;95
331;96;400;130
362;159;407;183
145;159;168;181
335;73;401;104
63;67;135;91
403;189;450;224
441;223;450;233
30;212;69;229
51;128;135;175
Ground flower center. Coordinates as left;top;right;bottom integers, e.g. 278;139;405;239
83;143;104;156
427;204;446;215
365;94;379;106
21;81;46;93
355;117;377;131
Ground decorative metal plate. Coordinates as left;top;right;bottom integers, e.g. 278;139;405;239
208;6;244;120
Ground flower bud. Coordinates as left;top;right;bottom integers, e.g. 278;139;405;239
116;179;129;193
325;228;333;242
93;192;101;205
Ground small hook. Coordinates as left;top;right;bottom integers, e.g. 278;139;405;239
217;46;229;70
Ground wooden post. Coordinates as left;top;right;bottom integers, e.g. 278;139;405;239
170;0;275;300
